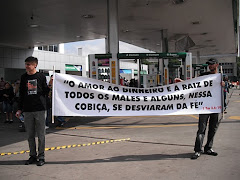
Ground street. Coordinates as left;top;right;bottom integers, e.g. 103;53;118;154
0;89;240;180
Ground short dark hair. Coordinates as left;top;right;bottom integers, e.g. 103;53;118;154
25;56;38;65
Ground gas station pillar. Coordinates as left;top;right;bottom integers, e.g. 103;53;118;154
161;29;169;85
107;0;119;85
195;51;200;77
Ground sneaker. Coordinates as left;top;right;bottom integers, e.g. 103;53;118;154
191;152;201;159
37;159;45;166
204;149;218;156
9;119;13;123
45;126;49;130
25;156;37;165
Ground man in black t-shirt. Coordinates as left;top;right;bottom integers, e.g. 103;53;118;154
174;58;224;160
16;56;49;166
191;58;224;159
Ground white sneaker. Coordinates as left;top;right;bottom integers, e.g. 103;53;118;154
45;126;49;130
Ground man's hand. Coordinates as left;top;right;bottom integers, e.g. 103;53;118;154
174;78;183;83
16;110;22;118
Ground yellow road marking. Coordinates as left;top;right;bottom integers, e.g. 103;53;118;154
229;116;240;120
104;115;196;119
0;138;130;157
188;115;199;119
56;123;198;130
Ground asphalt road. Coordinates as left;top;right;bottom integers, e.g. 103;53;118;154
0;89;240;180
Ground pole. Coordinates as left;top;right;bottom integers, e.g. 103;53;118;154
51;66;55;124
138;59;141;88
220;66;224;120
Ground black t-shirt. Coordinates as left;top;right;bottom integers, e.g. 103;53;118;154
18;72;49;112
200;71;214;76
2;87;14;103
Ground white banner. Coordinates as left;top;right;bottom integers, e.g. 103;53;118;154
53;73;222;116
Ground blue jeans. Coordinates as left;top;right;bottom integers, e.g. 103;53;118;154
3;101;13;113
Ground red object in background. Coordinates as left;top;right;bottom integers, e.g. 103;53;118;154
120;78;124;86
174;79;182;83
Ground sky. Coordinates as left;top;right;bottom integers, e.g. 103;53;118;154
64;38;154;57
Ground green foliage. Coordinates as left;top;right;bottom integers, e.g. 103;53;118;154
141;59;152;65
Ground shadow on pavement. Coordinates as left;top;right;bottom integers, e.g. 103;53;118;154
0;153;193;165
129;140;193;147
51;132;193;147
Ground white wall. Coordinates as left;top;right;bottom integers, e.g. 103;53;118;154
0;46;87;81
59;43;64;54
119;61;148;71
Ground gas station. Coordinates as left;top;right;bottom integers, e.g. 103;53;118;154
0;1;240;179
89;52;192;87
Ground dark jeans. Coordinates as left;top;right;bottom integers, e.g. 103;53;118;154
194;113;220;152
224;92;227;109
24;111;46;159
3;101;13;113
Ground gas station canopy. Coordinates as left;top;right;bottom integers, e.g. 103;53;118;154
0;0;238;56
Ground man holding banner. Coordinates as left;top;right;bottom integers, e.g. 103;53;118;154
191;58;224;159
175;58;224;159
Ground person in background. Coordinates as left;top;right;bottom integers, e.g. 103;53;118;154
0;77;6;114
2;82;14;123
13;80;20;112
223;75;229;113
0;77;5;90
46;75;66;127
16;56;49;166
45;75;53;129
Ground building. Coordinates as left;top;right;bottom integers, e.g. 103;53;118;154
0;44;87;83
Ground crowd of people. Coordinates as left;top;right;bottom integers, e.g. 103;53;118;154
0;78;20;123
